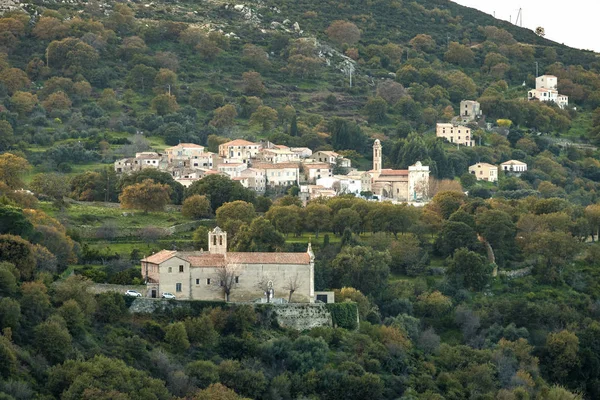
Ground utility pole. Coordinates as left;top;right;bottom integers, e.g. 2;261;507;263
535;61;539;77
167;84;171;95
447;35;450;49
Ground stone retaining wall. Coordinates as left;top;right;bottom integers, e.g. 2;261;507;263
128;298;337;330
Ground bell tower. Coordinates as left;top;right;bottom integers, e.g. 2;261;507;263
373;139;382;172
208;227;227;254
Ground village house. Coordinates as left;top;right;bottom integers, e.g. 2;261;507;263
253;163;300;187
165;143;205;164
290;147;313;158
142;227;315;302
309;151;351;168
217;163;248;178
460;100;482;123
255;148;301;164
235;168;266;193
469;162;498;182
300;185;337;202
528;75;569;109
302;162;333;183
436;123;475;147
218;139;261;164
366;140;430;202
316;173;363;196
500;160;527;174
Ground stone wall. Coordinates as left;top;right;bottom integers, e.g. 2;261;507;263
499;266;533;279
128;298;338;331
272;303;333;330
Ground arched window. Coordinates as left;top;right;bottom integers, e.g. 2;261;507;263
213;236;217;245
219;236;223;245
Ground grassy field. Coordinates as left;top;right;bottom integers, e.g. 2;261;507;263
39;202;188;229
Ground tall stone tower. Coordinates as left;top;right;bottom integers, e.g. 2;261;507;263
208;226;227;254
373;139;382;172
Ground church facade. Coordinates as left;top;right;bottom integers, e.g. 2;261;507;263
364;140;430;202
141;227;315;303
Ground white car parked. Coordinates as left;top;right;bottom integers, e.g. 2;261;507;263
125;290;142;297
162;292;176;299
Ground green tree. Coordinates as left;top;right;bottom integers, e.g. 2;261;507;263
47;355;171;399
0;234;35;280
0;153;30;189
210;104;238;129
118;168;183;204
164;322;190;353
475;209;516;267
325;20;360;45
330;246;390;295
0;262;17;297
265;205;303;236
0;297;20;331
182;195;212;219
250;106;278;131
10;91;38;116
126;64;157;92
30;173;70;206
185;360;219;389
119;179;172;213
332;208;360;235
216;200;256;233
41;91;72;113
446;248;493;291
389;233;422;275
0;205;34;238
444;42;475;66
231;217;284;252
435;221;479;257
305;203;332;238
364;96;387;123
193;383;249;400
0;67;29;94
151;93;179;116
545;330;580;383
242;71;265;96
34;316;72;364
186;175;255;212
20;281;51;327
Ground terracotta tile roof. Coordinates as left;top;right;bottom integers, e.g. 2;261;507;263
303;163;331;169
141;250;177;264
181;253;226;267
222;139;257;147
227;252;310;265
253;163;299;169
378;169;409;176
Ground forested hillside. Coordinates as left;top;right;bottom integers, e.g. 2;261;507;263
2;0;600;399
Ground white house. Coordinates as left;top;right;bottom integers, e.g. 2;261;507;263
500;160;527;174
528;75;569;109
218;139;261;164
254;163;300;187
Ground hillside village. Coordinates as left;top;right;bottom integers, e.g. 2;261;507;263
2;0;600;398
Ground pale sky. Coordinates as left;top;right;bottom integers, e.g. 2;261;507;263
452;0;600;53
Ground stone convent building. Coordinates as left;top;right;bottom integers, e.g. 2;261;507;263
141;227;315;302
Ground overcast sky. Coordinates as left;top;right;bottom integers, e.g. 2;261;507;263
452;0;600;53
